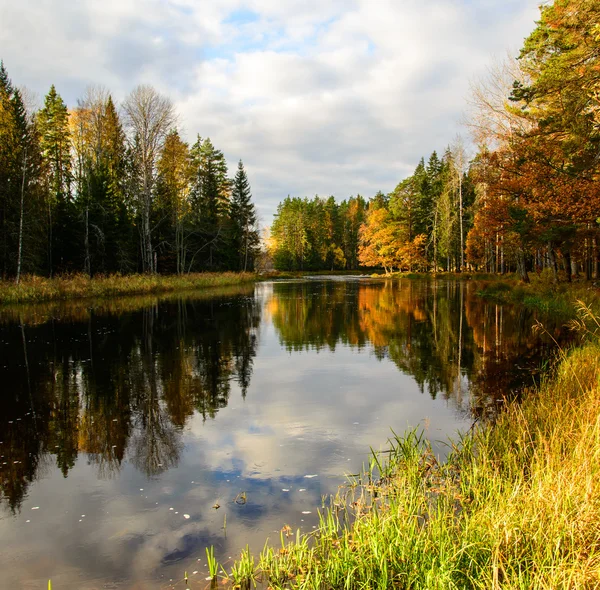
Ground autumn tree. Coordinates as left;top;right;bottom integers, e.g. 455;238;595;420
38;85;73;274
155;130;192;274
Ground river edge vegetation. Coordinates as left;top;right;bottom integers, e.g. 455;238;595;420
194;303;600;589
0;271;257;305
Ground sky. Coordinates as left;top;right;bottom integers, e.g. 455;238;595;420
0;0;541;227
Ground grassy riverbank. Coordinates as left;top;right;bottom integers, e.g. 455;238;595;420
475;273;600;317
216;337;600;588
0;272;257;305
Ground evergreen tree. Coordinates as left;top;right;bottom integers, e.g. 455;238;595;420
99;95;132;273
230;160;259;272
13;88;44;282
188;137;231;270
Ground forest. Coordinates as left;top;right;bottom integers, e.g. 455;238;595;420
0;74;260;280
1;0;598;284
270;0;600;281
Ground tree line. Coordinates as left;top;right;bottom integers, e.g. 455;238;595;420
269;145;475;273
0;67;260;280
270;0;600;280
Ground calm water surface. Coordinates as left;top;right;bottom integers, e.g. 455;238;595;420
0;278;563;589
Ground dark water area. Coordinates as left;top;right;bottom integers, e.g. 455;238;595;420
0;278;567;589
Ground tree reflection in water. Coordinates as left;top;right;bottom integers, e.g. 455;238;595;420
0;284;260;510
0;278;568;512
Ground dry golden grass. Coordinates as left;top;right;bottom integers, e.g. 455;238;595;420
0;272;257;305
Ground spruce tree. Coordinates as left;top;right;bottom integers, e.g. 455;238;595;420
188;137;231;270
97;94;130;273
230;160;258;271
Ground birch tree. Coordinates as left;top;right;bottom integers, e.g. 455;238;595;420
122;85;175;273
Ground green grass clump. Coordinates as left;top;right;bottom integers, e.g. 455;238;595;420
0;272;257;305
224;337;600;588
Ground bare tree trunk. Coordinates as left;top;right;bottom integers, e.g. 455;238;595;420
586;234;592;280
548;242;558;283
570;255;578;280
564;250;572;283
84;205;91;276
16;147;28;285
47;196;53;278
243;225;249;272
433;209;438;271
518;248;529;283
459;172;464;271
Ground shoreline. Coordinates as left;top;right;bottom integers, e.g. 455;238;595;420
0;272;258;305
208;283;600;588
216;336;600;589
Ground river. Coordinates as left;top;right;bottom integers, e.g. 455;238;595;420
0;277;563;588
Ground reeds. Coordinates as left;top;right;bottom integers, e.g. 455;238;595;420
0;272;257;305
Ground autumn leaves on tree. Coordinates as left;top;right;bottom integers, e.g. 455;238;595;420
270;0;600;278
466;0;600;281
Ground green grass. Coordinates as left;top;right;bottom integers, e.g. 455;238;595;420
217;334;600;588
0;272;257;305
476;272;600;318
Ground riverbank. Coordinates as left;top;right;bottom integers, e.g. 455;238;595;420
475;273;600;317
218;335;600;587
0;272;257;305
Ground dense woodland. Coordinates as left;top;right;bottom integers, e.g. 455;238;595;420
0;72;260;279
270;0;600;281
0;0;598;282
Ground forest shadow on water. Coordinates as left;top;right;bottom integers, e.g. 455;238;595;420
0;278;569;588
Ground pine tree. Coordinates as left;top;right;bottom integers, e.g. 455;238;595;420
99;95;131;273
230;160;258;271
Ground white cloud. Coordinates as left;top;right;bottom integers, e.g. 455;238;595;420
0;0;540;224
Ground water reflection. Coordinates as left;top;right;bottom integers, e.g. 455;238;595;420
269;279;561;408
0;278;567;588
0;284;260;511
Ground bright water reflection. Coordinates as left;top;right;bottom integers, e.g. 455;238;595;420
0;278;564;588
